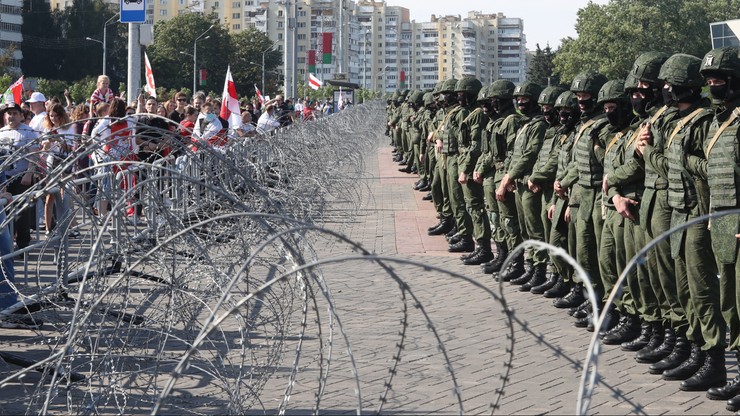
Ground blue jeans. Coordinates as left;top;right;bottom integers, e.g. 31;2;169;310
0;210;16;310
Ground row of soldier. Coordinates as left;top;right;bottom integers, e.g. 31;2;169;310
386;46;740;411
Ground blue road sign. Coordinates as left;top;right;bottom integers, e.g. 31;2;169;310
120;0;146;23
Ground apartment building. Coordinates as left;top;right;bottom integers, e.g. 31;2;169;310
48;0;528;93
1;0;23;72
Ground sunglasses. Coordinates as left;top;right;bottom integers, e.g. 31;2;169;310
177;98;187;102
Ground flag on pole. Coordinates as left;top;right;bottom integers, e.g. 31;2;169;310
309;73;323;90
0;75;23;105
220;65;242;130
144;52;157;98
254;84;264;105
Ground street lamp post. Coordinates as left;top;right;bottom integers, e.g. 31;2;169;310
193;25;214;93
85;13;119;76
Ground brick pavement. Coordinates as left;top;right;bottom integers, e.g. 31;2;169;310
260;136;731;415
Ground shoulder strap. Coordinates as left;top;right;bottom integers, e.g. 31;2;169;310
559;133;569;145
625;106;669;150
666;107;710;149
706;107;740;156
571;118;597;149
605;126;632;155
462;107;481;124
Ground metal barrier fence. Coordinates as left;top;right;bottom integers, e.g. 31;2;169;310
0;104;379;414
0;100;726;415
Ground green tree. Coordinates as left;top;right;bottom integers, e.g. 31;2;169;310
229;29;281;97
146;13;231;95
552;0;740;85
526;44;560;87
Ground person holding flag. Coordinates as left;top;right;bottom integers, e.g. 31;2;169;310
220;66;242;135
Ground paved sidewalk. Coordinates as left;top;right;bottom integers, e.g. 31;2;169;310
261;137;732;415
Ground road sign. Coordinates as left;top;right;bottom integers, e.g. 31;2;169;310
120;0;146;23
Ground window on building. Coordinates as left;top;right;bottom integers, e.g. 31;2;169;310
232;1;240;6
297;34;306;40
232;13;240;19
278;10;283;17
159;9;167;15
232;23;241;30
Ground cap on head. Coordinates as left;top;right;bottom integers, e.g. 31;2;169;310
26;91;46;104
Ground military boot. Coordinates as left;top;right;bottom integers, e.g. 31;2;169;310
460;246;481;261
494;252;525;282
422;192;433;201
553;284;585;309
631;322;663;357
543;276;569;298
680;346;726;391
570;299;591;318
621;321;654;352
448;233;464;245
413;179;428;190
445;225;458;239
707;352;740;400
649;333;691;374
448;235;474;253
635;327;675;364
602;314;641;345
463;242;494;266
427;219;444;232
520;263;547;292
398;164;412;173
481;242;507;274
418;182;432;192
428;217;454;236
531;272;558;295
510;259;535;285
662;342;704;380
588;306;618;333
727;394;740;412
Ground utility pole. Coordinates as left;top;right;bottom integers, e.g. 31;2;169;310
127;23;141;103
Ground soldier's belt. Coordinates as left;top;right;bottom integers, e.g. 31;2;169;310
651;178;669;190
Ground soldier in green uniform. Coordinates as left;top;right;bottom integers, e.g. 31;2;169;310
406;90;425;181
594;79;642;345
699;47;740;407
496;81;548;289
637;53;724;391
458;80;495;264
553;71;609;318
527;85;566;294
417;91;436;195
399;90;417;173
440;78;476;253
427;79;458;237
541;91;581;299
475;82;526;278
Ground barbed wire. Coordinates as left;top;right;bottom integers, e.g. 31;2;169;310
0;100;728;415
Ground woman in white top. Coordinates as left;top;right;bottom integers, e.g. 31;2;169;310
41;103;77;234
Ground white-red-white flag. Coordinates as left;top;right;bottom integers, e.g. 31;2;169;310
0;75;23;105
254;84;264;105
220;65;242;130
144;52;157;98
309;73;323;90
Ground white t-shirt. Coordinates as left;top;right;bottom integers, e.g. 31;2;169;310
256;112;280;133
29;111;47;133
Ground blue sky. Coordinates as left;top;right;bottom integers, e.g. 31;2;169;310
397;0;611;50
